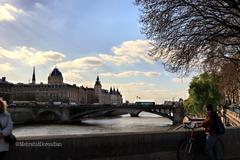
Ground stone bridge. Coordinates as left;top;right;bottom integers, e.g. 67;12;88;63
8;104;185;124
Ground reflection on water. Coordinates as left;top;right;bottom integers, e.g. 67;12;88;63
13;112;172;137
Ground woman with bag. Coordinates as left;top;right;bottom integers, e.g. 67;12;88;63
0;99;13;160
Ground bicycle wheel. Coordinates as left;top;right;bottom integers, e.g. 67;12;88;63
177;140;194;160
214;138;224;160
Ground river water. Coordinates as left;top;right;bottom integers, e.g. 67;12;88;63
13;112;172;137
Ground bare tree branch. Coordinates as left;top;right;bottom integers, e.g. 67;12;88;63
136;0;240;75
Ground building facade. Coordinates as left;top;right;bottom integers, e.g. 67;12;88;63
93;76;122;105
2;67;123;105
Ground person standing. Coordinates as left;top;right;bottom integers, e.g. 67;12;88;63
0;99;13;160
199;104;218;160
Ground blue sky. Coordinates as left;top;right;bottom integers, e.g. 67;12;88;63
0;0;193;103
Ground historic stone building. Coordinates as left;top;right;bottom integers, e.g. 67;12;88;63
4;67;123;105
93;76;123;105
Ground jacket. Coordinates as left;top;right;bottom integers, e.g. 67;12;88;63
0;112;13;152
202;111;216;135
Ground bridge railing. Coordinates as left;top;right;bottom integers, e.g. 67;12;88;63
225;108;240;127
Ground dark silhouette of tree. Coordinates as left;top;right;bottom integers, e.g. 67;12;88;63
135;0;240;74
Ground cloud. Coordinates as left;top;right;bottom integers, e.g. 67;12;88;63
0;46;65;65
57;56;103;70
171;77;191;84
54;39;154;71
0;3;23;21
99;40;154;65
112;40;155;64
100;71;161;78
62;70;84;85
99;54;137;65
0;63;15;72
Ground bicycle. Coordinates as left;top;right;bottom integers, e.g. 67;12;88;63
177;121;224;160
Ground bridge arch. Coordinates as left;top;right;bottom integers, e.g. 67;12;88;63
128;109;173;120
35;110;62;122
70;108;115;120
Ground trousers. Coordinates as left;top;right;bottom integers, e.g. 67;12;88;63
206;134;217;160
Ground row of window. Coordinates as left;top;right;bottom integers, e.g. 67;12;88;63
0;87;11;92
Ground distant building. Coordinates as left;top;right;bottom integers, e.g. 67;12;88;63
4;67;123;105
0;77;14;103
94;76;123;105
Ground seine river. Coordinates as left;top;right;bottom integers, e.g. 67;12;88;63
13;112;172;137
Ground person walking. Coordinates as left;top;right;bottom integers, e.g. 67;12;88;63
0;99;13;160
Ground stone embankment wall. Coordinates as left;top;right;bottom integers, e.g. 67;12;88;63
7;128;239;160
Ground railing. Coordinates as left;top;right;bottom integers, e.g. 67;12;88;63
225;108;240;127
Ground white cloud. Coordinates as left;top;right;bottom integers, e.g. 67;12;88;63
171;77;191;84
99;54;138;65
112;39;155;64
0;3;23;22
0;46;65;65
98;40;153;66
54;39;154;71
100;71;161;78
57;56;103;70
0;63;15;72
62;70;84;85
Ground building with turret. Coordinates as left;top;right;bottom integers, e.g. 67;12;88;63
93;76;122;104
5;67;122;105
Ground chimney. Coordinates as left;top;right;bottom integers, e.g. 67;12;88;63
2;77;6;82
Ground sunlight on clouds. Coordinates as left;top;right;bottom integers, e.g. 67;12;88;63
62;70;84;85
100;39;155;65
57;57;103;70
112;39;155;64
99;54;138;65
100;71;161;78
0;63;15;72
0;3;23;22
0;46;65;65
55;39;154;71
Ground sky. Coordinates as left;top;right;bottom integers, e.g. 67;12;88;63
0;0;193;104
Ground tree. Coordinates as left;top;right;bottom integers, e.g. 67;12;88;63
218;62;240;103
135;0;240;74
184;72;222;114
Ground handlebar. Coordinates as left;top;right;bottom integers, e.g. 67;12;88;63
183;121;203;129
183;122;196;129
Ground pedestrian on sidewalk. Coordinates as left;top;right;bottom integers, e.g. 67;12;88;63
0;99;13;160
